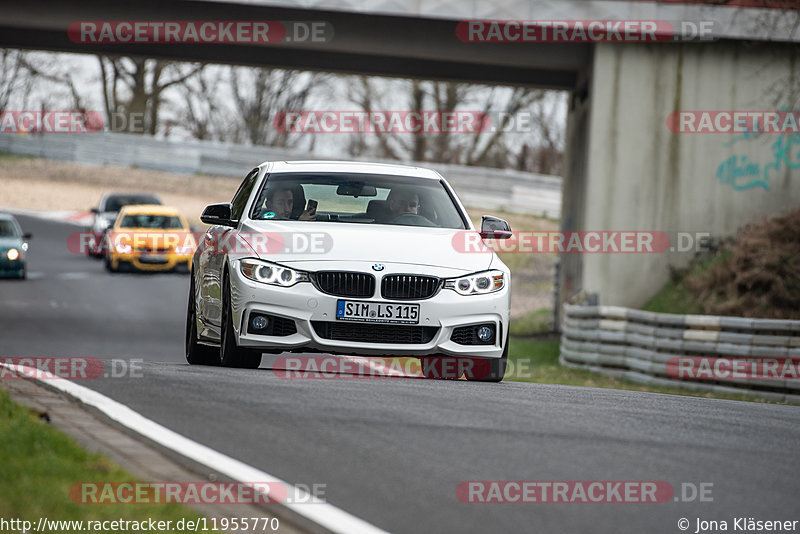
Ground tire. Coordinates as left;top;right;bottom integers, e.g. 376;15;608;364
420;356;463;380
464;338;508;383
186;276;220;366
103;254;117;272
220;270;262;369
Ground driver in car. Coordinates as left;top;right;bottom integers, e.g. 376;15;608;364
386;188;420;219
263;186;316;220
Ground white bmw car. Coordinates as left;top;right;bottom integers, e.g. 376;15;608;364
186;161;512;381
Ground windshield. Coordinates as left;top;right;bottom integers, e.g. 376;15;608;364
119;214;185;229
104;195;161;213
0;220;20;237
249;173;467;229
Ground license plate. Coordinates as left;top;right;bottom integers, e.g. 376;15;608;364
336;300;419;324
139;253;167;264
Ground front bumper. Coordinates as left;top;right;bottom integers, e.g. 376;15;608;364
227;260;510;359
0;256;25;277
110;251;192;271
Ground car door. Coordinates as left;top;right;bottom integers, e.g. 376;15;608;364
199;168;261;340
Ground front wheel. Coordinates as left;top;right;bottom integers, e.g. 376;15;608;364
464;339;508;383
220;271;262;369
103;254;117;273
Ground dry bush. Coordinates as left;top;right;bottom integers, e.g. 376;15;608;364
685;206;800;319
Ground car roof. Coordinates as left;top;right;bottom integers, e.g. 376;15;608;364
118;204;182;216
0;213;19;222
102;192;161;200
260;160;443;180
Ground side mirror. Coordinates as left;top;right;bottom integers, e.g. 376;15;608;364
201;203;237;227
90;207;99;214
23;233;32;239
479;215;512;239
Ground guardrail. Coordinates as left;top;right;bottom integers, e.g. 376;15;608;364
0;132;562;218
560;304;800;404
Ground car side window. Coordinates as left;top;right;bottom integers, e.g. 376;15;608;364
230;169;260;221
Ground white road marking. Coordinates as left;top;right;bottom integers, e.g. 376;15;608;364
55;272;92;280
0;362;390;534
0;207;92;227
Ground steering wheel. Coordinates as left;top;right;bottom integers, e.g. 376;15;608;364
389;213;436;227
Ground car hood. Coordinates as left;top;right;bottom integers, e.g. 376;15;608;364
238;220;494;275
0;236;23;249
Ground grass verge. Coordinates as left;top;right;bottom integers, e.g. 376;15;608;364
505;336;783;404
641;250;732;315
0;388;211;529
509;308;552;336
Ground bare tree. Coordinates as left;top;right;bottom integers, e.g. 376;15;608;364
511;95;565;175
169;66;234;141
0;50;30;112
229;66;325;148
15;54;90;114
97;56;203;134
346;77;562;171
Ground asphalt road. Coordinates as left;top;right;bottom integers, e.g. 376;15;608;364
2;214;800;534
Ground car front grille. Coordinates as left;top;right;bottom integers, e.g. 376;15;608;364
450;326;475;345
381;274;441;300
312;321;438;344
314;271;375;298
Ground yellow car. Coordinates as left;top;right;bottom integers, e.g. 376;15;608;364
104;205;195;273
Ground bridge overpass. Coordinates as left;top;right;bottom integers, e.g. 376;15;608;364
2;0;799;310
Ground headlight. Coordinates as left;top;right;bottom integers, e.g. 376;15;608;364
444;270;505;295
115;243;132;254
6;248;20;261
240;258;309;287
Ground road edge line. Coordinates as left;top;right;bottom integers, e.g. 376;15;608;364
0;363;389;534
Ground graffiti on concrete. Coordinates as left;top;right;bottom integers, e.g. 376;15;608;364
716;108;800;192
715;154;764;191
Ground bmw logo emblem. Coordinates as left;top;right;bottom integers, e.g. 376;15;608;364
372;264;385;271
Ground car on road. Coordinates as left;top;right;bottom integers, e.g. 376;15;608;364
186;161;512;381
0;214;31;279
104;205;195;273
86;192;162;257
